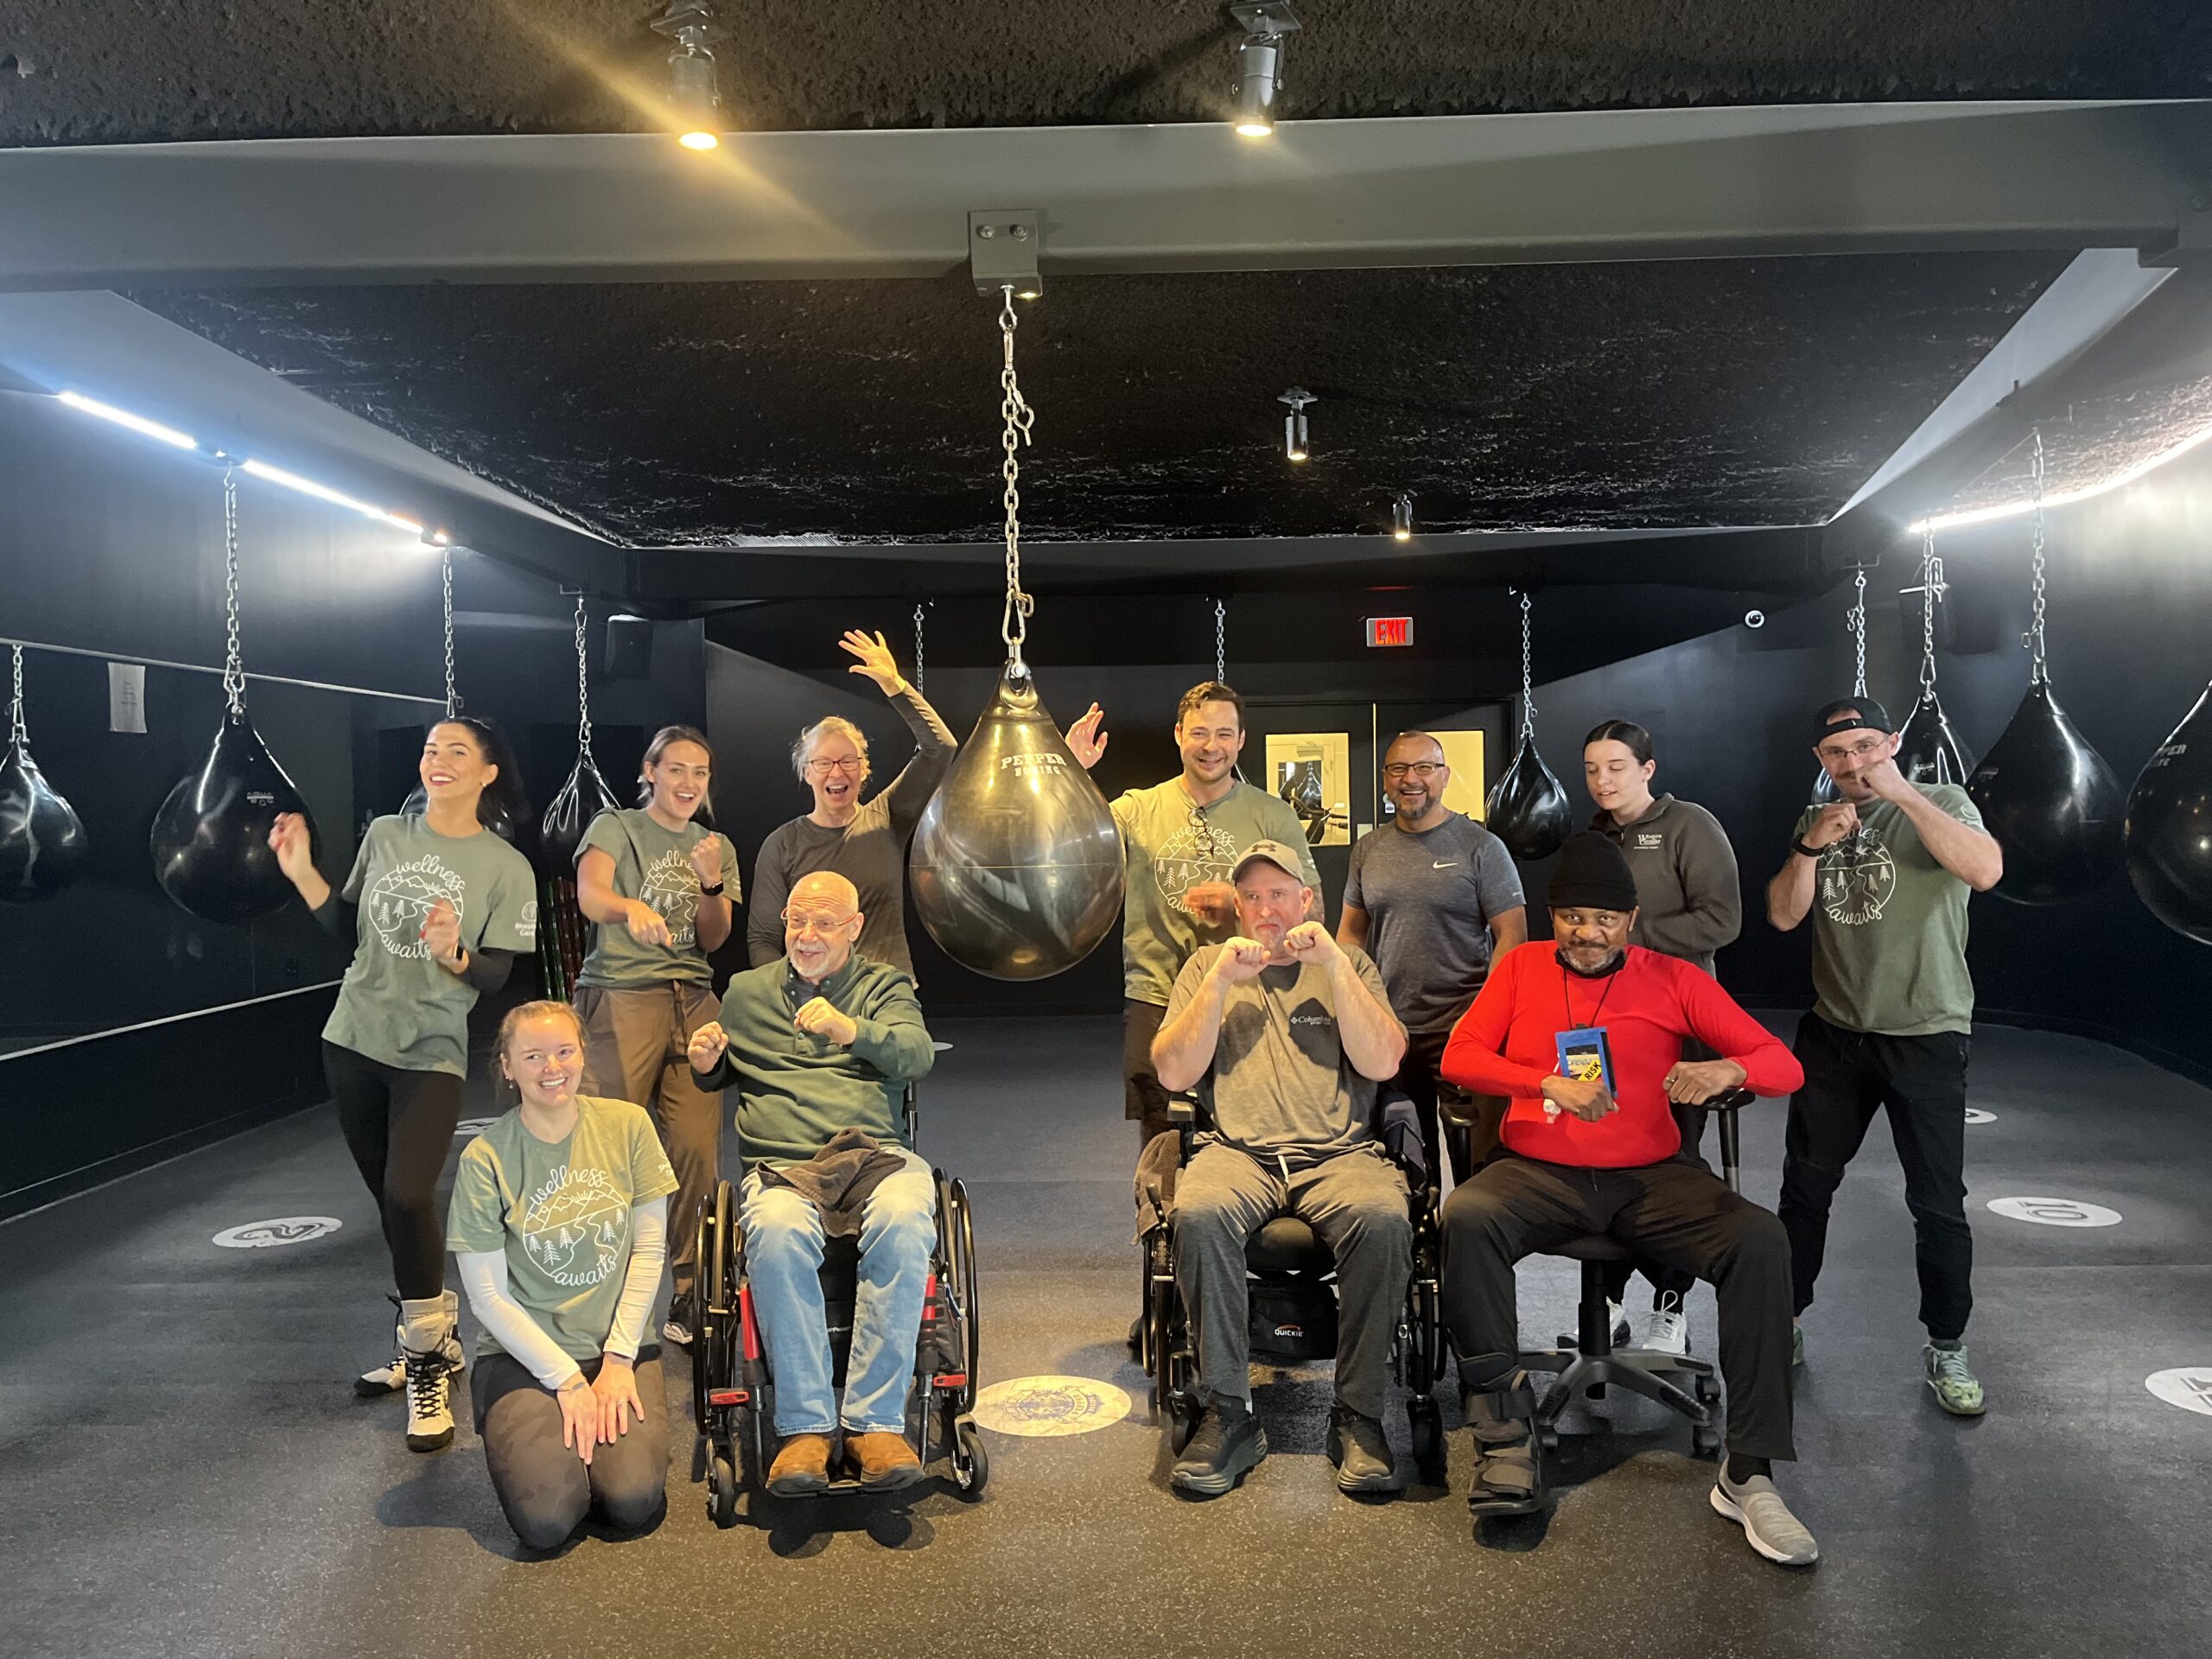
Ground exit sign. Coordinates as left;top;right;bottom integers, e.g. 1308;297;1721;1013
1365;616;1414;648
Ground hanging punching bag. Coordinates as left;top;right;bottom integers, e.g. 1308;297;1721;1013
1967;680;2123;904
151;710;317;924
1897;691;1977;787
2124;680;2212;944
909;666;1123;981
1484;736;1575;862
0;647;89;902
539;752;621;876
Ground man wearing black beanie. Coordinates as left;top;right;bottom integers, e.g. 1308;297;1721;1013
1440;833;1818;1567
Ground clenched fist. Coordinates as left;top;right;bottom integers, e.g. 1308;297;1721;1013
793;997;859;1047
421;898;464;970
687;1021;731;1071
1282;921;1339;967
1211;937;1270;985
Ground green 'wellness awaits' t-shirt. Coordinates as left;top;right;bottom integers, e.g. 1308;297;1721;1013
1794;785;1983;1037
321;814;538;1076
574;808;741;989
446;1096;678;1365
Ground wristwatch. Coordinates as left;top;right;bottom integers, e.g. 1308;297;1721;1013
699;880;726;898
1791;838;1825;860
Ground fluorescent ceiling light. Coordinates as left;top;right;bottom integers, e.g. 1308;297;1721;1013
1910;417;2212;534
238;457;423;531
57;390;197;450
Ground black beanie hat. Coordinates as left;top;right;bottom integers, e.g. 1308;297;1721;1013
1548;831;1641;912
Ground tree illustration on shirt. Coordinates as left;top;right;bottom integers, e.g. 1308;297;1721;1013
639;849;702;948
367;855;467;960
1819;829;1897;926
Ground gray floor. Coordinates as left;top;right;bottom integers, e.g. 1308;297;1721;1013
3;1015;2207;1659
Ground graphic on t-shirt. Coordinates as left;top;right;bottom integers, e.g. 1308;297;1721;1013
519;899;537;932
1818;830;1896;925
1154;815;1243;917
367;855;467;959
639;849;701;947
519;1162;629;1287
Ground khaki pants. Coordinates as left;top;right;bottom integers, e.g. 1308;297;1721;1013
575;981;723;1302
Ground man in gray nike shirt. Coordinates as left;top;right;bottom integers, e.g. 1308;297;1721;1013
1340;731;1526;1181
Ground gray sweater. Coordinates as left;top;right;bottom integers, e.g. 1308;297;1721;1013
1589;794;1741;976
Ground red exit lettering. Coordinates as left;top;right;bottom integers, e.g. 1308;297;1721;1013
1365;616;1414;648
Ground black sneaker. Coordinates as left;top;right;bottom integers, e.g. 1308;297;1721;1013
1326;1405;1404;1494
1171;1394;1268;1497
662;1294;696;1350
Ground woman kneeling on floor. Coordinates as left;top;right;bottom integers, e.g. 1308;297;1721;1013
448;1001;680;1550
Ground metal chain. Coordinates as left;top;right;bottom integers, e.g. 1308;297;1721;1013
2024;427;2050;683
912;602;925;692
8;645;24;747
441;548;458;715
996;286;1037;671
1848;566;1868;698
220;465;246;715
1214;600;1226;684
1516;588;1537;738
1916;525;1944;697
572;593;592;751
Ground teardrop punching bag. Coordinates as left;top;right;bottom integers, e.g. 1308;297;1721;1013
149;467;319;925
0;648;89;902
910;666;1123;981
1484;590;1575;861
1897;690;1977;787
2124;679;2212;944
540;751;622;874
151;709;317;924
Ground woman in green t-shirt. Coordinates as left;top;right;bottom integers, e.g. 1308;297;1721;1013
448;1001;679;1552
571;724;739;1350
268;715;538;1456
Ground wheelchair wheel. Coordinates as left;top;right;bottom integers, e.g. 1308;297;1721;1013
1408;1398;1444;1472
709;1446;740;1529
690;1192;718;1432
951;1414;989;1498
949;1176;981;1390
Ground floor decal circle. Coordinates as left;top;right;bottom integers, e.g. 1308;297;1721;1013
213;1217;343;1249
1963;1109;1996;1125
969;1376;1132;1438
1985;1196;2121;1228
2145;1368;2212;1418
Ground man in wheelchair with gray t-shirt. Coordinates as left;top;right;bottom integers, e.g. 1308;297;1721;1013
1151;840;1412;1497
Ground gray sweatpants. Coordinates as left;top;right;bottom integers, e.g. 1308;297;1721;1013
1174;1141;1412;1420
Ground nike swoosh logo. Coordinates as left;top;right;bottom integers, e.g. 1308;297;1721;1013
1433;861;1459;869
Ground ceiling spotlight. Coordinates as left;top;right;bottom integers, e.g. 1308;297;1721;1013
652;2;723;150
1392;493;1414;542
1280;387;1314;462
1230;3;1300;137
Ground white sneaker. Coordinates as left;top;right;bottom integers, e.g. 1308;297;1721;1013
1711;1470;1819;1567
1642;1294;1690;1357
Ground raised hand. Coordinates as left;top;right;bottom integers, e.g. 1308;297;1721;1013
1282;920;1339;968
793;996;859;1047
839;629;906;696
688;835;726;887
1804;801;1860;849
420;898;464;969
1856;751;1913;804
1065;703;1110;769
1183;880;1237;929
687;1021;731;1071
1212;937;1271;984
266;812;315;884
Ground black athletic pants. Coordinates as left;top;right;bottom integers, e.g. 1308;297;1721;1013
1442;1153;1796;1462
475;1349;670;1551
324;1040;464;1301
1777;1013;1974;1341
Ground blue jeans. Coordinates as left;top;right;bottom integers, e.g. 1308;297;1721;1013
739;1148;936;1436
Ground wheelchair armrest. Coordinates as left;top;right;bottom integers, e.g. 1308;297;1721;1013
1377;1092;1430;1191
1166;1095;1198;1125
1703;1085;1756;1113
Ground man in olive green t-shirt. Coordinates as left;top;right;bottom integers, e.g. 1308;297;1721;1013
1765;696;2004;1419
1065;681;1322;1147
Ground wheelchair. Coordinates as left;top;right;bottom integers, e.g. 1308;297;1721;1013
690;1084;985;1526
1135;1090;1447;1473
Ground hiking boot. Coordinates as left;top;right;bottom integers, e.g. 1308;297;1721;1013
1171;1394;1267;1497
767;1433;834;1496
357;1316;406;1398
1923;1342;1986;1415
1326;1405;1403;1494
1712;1469;1820;1567
398;1291;461;1452
848;1431;925;1491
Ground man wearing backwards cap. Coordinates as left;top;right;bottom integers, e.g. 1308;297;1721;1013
1441;832;1814;1567
1766;696;2001;1418
1151;839;1411;1499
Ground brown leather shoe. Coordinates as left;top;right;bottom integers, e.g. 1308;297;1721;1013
766;1433;834;1496
846;1431;924;1491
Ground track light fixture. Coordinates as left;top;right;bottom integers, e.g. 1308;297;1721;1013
652;2;723;150
1280;387;1313;462
1230;3;1300;138
1392;493;1414;542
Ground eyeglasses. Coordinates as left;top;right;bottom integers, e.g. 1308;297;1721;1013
782;909;857;937
805;756;866;777
1816;736;1887;765
1382;761;1443;780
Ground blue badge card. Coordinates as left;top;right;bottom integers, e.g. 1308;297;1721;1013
1554;1027;1615;1093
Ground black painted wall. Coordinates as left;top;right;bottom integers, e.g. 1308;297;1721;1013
1521;447;2212;1081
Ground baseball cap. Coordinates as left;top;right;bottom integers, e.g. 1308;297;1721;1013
1230;839;1309;883
1811;696;1895;744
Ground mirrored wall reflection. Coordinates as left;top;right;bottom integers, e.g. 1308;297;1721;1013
0;645;443;1057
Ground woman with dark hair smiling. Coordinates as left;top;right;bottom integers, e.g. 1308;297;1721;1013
268;715;537;1454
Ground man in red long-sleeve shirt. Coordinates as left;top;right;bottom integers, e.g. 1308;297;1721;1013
1440;833;1816;1567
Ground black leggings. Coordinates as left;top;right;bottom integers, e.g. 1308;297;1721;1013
324;1041;464;1301
475;1350;670;1551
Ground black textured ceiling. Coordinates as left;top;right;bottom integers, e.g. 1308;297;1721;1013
2;1;2207;147
134;255;2067;546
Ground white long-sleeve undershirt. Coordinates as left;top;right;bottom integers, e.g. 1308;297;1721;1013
456;1198;668;1392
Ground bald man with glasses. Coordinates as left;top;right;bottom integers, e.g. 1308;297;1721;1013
1339;731;1526;1183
